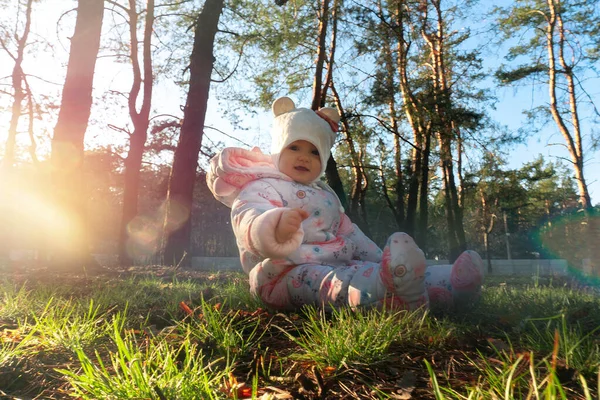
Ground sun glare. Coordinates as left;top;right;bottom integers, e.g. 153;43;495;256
1;168;84;256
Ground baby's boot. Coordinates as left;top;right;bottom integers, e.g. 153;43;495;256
380;232;428;311
451;250;484;306
424;264;454;309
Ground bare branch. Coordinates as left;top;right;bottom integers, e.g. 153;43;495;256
205;125;252;147
155;0;194;8
105;0;130;13
217;29;239;36
150;113;181;121
211;35;251;83
23;73;63;86
349;112;419;151
108;124;132;137
0;36;16;61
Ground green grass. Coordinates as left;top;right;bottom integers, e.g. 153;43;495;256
32;298;109;351
183;296;264;359
58;314;231;400
1;271;600;399
279;305;452;369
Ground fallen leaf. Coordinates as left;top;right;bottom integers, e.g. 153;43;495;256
179;301;194;316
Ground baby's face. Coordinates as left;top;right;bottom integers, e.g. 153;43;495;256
278;140;321;185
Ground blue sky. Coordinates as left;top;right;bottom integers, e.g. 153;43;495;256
490;77;599;205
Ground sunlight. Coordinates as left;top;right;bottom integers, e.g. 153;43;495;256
1;168;83;258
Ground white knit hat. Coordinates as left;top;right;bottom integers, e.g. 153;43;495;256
270;97;340;180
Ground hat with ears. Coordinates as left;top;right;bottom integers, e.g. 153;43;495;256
270;96;340;180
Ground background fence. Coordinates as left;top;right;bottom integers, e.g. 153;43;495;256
191;257;570;276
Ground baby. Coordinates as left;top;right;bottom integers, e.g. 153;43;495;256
207;96;483;311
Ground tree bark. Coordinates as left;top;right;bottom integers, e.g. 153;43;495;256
50;0;104;270
162;0;224;266
118;0;155;266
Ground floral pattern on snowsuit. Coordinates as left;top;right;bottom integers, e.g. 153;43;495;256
207;147;482;311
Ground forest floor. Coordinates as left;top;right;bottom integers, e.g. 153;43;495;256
1;263;599;399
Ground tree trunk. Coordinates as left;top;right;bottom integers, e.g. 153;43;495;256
311;0;330;110
480;189;494;274
162;0;224;266
547;0;592;210
456;124;465;208
416;124;431;250
4;0;33;167
50;0;104;271
405;148;420;238
309;0;347;210
378;1;405;230
546;0;596;272
422;0;465;262
324;156;348;210
358;149;371;237
330;83;358;217
378;142;401;224
311;0;347;209
394;1;431;241
118;0;155;266
319;0;338;108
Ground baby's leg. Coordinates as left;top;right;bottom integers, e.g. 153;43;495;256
378;232;428;310
254;233;428;311
255;263;361;310
284;262;392;310
425;250;484;309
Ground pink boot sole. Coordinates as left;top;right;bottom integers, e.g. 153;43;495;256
451;250;484;304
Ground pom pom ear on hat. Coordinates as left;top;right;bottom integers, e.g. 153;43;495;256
317;107;340;122
270;96;340;182
272;96;296;117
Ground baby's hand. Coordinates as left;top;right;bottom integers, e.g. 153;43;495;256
275;208;309;243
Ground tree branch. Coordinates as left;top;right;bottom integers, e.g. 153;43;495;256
204;125;252;147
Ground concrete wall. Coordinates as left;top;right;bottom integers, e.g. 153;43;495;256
427;259;568;276
5;250;567;277
191;257;569;276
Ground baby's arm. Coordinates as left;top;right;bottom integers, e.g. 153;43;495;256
338;213;383;262
232;180;304;259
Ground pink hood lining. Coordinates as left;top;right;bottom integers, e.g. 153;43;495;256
207;147;291;207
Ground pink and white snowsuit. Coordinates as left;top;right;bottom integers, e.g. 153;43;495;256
207;147;483;311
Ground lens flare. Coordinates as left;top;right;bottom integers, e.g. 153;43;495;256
125;214;162;260
532;210;600;284
162;198;190;233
